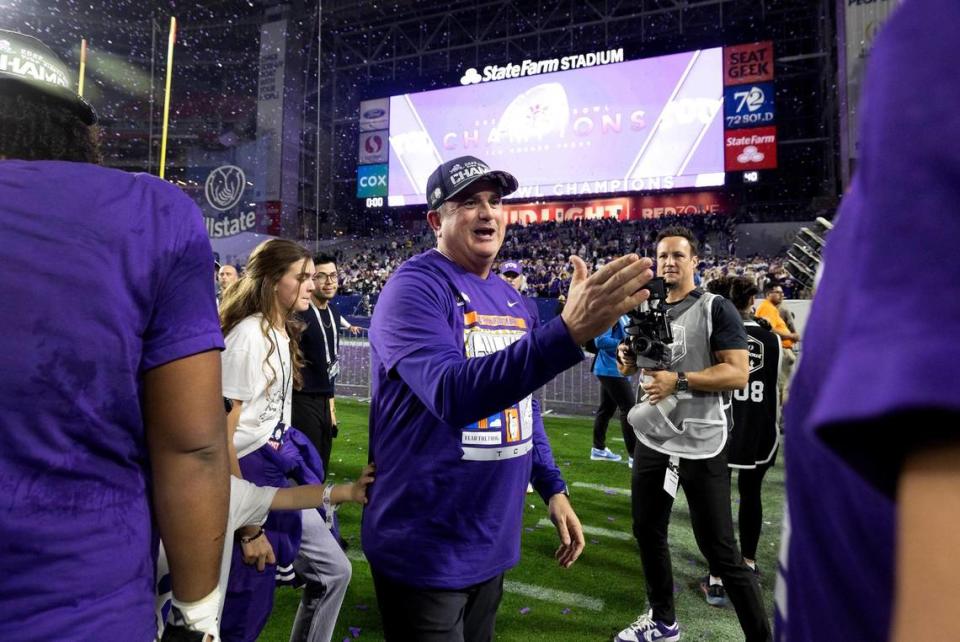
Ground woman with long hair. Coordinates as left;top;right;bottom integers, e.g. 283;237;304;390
219;239;353;642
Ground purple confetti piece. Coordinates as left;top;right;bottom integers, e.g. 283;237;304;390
349;626;362;638
524;527;535;532
603;489;618;496
355;604;369;611
519;607;531;615
590;538;600;545
561;608;572;615
673;583;681;595
343;638;351;642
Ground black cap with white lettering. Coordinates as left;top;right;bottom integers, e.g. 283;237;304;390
425;155;518;210
0;29;97;125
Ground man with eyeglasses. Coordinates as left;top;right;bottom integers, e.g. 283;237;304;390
364;155;655;640
293;254;359;479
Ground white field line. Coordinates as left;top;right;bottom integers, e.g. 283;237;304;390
571;481;630;496
503;580;605;612
536;518;632;541
345;549;605;610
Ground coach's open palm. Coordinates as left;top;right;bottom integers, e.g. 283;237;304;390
561;254;653;345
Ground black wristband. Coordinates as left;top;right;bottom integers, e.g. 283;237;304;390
240;527;265;545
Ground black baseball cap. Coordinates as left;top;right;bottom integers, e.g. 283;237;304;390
0;29;98;125
425;155;518;210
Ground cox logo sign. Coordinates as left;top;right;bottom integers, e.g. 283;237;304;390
357;163;388;198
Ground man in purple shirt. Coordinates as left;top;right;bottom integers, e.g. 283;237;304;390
777;2;960;639
0;30;229;641
364;155;654;640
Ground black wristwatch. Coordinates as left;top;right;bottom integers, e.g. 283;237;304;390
676;372;689;393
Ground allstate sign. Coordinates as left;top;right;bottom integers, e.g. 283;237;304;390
200;164;258;238
205;165;247;212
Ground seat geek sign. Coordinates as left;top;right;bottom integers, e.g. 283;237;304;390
723;42;774;86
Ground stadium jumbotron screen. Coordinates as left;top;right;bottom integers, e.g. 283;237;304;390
386;47;725;207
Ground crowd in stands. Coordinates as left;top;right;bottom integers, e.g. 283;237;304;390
320;216;797;298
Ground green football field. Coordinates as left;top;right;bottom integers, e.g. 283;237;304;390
260;398;783;641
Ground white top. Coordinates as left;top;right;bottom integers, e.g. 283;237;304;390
222;314;293;457
215;478;276;617
155;476;277;637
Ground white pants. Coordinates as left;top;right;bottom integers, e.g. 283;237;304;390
289;509;352;642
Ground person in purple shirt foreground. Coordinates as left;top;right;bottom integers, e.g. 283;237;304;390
776;1;960;639
363;155;654;641
0;30;229;641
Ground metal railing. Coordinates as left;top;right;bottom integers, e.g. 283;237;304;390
335;334;626;417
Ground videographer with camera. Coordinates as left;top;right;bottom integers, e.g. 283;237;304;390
614;227;770;642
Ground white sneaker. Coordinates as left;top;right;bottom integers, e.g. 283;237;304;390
615;611;680;642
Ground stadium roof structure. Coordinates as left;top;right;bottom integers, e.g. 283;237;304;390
6;0;841;234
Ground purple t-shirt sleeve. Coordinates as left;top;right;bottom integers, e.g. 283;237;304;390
783;0;960;498
140;182;224;371
372;267;584;429
529;397;566;501
805;2;960;443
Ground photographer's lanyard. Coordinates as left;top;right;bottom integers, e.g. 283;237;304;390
310;303;339;377
269;327;290;444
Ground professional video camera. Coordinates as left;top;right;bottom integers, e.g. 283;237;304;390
623;277;673;370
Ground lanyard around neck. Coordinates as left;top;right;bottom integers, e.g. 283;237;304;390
269;327;290;410
311;302;337;364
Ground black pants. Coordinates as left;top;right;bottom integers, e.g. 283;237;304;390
372;570;503;642
291;392;335;481
593;375;637;453
707;463;772;571
737;463;771;561
631;442;771;641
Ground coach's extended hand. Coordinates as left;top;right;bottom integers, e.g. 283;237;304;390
561;254;654;346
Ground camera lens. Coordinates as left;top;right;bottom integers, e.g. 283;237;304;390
633;337;652;355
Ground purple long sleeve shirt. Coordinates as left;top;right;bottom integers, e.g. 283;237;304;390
363;249;581;588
